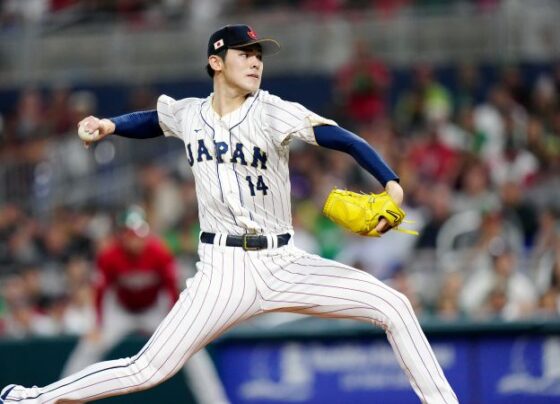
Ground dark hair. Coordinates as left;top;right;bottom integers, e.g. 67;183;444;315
206;49;228;78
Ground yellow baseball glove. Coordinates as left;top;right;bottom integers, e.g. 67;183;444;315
322;189;417;237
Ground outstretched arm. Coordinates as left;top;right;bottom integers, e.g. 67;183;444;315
313;124;398;185
78;110;163;146
313;124;404;232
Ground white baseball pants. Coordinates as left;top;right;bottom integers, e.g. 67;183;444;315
3;241;457;404
61;292;228;404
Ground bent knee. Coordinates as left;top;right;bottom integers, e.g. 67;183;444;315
137;354;181;388
366;286;416;319
387;288;416;316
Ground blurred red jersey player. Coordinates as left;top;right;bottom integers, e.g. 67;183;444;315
94;206;178;322
61;206;229;404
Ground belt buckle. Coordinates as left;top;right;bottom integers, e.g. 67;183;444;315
242;234;261;251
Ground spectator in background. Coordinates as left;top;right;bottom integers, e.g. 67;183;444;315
162;177;199;261
138;163;184;233
395;64;452;134
532;213;560;295
536;288;559;319
527;114;560;210
481;284;509;320
64;254;93;291
473;85;507;160
546;110;560;163
526;115;553;168
11;88;47;142
62;282;95;335
45;90;98;208
415;182;454;250
407;126;461;185
399;66;469;154
489;141;539;187
0;88;50;205
461;242;537;320
45;84;73;137
453;158;499;213
4;207;94;306
0;205;26;271
456;106;488;155
6;215;41;267
65;209;95;259
434;272;465;321
500;65;531;111
530;74;557;128
451;207;524;282
0;272;58;338
473;84;527;162
453;63;483;113
60;254;95;335
39;215;73;265
19;264;49;311
500;180;538;246
335;39;390;127
3;299;52;338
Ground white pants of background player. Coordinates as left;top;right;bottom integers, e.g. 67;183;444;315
3;239;458;404
61;291;229;404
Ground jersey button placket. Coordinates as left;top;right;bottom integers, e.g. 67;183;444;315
215;124;242;228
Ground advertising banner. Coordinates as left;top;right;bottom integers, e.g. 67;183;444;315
217;339;470;404
216;336;560;404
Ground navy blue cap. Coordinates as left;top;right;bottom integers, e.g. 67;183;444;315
207;24;280;57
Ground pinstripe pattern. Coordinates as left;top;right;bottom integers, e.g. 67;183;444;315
246;246;457;404
4;90;456;403
5;244;262;403
156;91;336;236
4;245;457;404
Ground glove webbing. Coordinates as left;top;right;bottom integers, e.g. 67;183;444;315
367;192;418;236
394;220;419;236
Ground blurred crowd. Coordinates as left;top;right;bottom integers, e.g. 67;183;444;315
327;43;560;324
0;0;500;30
1;42;560;339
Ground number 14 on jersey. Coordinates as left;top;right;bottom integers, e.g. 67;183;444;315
245;175;269;196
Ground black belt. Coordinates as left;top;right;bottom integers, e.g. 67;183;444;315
200;232;291;251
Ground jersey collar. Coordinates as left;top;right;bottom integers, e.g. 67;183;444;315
202;90;260;130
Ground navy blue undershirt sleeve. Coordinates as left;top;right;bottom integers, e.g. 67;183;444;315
110;110;163;139
313;124;399;186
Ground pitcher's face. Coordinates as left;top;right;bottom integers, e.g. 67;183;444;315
220;46;263;94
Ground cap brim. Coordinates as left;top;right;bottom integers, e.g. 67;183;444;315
230;39;281;56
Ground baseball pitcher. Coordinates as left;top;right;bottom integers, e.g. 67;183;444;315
1;24;457;404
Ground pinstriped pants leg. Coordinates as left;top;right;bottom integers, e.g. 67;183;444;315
3;244;261;404
245;245;458;404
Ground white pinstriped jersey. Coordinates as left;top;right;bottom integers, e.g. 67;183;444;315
2;89;457;404
157;90;336;235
